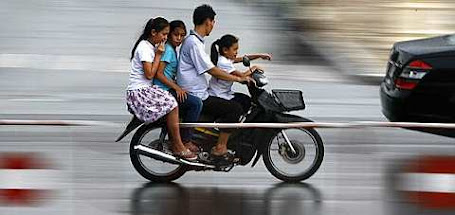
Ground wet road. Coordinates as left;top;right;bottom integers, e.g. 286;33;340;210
2;119;455;215
2;0;455;214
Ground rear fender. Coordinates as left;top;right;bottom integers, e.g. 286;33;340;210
115;116;143;142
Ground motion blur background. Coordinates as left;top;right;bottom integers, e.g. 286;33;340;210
268;0;455;79
1;0;455;214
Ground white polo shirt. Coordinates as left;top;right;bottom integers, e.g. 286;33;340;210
176;30;215;100
208;55;236;100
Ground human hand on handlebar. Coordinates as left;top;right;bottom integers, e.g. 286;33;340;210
248;65;264;75
237;76;255;85
252;65;264;73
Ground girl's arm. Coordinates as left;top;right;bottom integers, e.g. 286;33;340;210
143;42;165;80
234;53;272;63
156;62;182;91
208;67;249;83
156;61;188;102
231;70;244;77
231;65;259;77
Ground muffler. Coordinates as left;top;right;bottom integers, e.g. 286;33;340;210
133;145;214;168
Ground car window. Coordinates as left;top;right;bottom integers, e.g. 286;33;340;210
446;35;455;45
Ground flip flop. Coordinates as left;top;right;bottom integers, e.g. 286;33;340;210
173;149;197;161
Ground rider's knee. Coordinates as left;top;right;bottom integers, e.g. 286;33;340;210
188;95;203;112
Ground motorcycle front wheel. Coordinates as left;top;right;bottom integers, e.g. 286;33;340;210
130;124;187;183
263;128;324;182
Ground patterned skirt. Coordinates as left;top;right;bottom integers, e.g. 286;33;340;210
126;85;178;123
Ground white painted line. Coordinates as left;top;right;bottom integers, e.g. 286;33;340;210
0;53;128;73
8;98;66;102
397;173;455;193
0;119;119;127
0;170;63;190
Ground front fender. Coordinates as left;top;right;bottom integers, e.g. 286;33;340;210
273;112;314;123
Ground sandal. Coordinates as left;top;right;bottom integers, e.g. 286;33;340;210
210;147;234;164
173;149;197;161
184;141;200;153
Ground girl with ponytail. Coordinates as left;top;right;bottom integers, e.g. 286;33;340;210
126;17;197;160
208;34;272;113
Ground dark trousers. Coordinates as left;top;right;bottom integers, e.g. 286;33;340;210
232;93;251;113
169;90;203;142
202;96;245;132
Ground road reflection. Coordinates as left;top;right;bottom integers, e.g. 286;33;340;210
130;182;322;215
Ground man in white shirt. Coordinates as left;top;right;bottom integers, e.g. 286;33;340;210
177;4;250;160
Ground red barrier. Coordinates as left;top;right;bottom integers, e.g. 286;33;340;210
398;156;455;209
0;153;55;206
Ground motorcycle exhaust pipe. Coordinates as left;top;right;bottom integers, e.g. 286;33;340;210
133;145;214;169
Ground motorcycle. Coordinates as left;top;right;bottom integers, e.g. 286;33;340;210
116;57;324;183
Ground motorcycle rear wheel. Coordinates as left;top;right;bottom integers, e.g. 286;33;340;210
263;128;324;182
130;124;187;182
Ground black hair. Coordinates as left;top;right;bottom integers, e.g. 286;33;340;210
169;20;186;35
210;34;239;65
130;17;169;60
193;4;216;26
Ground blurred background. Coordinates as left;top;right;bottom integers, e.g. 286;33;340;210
261;0;455;79
1;0;455;214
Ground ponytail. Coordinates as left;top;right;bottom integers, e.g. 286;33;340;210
210;39;221;65
210;34;238;65
131;18;153;60
130;35;149;61
130;17;169;60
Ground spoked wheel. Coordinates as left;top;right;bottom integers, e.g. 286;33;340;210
263;128;324;182
130;124;186;182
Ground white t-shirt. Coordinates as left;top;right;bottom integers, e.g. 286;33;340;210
127;40;155;90
176;30;215;100
208;55;236;100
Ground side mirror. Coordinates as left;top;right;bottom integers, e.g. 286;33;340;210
242;56;251;67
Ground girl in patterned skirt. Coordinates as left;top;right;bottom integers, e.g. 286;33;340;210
126;17;197;160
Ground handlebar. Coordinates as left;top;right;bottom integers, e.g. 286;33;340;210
251;69;268;88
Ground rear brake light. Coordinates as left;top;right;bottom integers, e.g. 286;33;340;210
394;60;432;90
394;78;418;90
408;60;432;69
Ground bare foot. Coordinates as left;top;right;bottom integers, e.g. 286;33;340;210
210;146;228;156
184;141;200;153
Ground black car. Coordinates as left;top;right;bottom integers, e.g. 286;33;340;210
380;34;455;137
